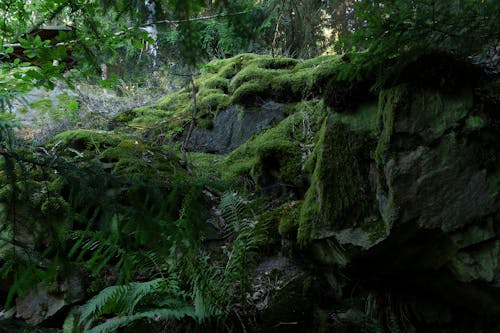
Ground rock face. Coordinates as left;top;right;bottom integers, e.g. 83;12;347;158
15;275;84;326
189;101;285;153
295;81;500;329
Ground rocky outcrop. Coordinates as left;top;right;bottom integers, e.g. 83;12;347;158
292;80;499;329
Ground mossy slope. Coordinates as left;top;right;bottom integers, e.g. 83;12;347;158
115;54;340;139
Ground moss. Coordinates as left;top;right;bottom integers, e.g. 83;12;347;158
197;118;214;130
188;152;223;179
297;117;373;244
231;82;269;105
29;94;78;121
99;139;184;179
360;218;388;244
465;115;487;130
198;76;228;91
222;115;307;193
157;90;191;111
332;101;378;134
127;107;173;128
51;129;122;154
407;87;472;139
30;98;54;112
221;100;328;195
278;201;301;239
56;93;79;112
120;54;341;140
197;92;230;115
375;86;404;167
228;54;341;105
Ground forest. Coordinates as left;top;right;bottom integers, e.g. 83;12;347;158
0;0;499;332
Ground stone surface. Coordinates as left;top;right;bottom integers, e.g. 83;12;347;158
189;101;285;153
14;274;84;326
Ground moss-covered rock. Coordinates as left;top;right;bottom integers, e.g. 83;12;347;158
297;116;375;245
115;54;340;144
221;102;327;194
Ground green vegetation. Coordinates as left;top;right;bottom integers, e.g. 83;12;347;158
0;0;498;331
221;100;327;193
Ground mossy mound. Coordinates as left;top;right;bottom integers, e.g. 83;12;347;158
51;129;122;156
115;54;340;139
49;129;185;181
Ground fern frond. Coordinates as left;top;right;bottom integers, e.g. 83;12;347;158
79;284;128;329
219;191;245;234
123;278;164;314
87;307;196;333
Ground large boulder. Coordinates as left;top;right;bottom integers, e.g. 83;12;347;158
297;81;500;327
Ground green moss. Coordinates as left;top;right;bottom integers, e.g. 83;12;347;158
297;117;373;244
56;93;79;112
465;115;487;130
198;92;230;115
332;101;378;134
197;118;214;130
279;201;301;239
99;139;183;179
221;100;328;194
30;98;54;112
228;54;341;105
121;54;341;139
188;152;223;179
51;129;122;154
375;86;404;167
29;94;78;121
127;106;173;128
231;82;269;105
157;90;192;113
360;218;388;244
222;116;305;192
198;76;228;91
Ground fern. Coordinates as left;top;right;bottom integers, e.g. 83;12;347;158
79;276;194;332
79;284;128;328
219;192;260;308
87;307;195;333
